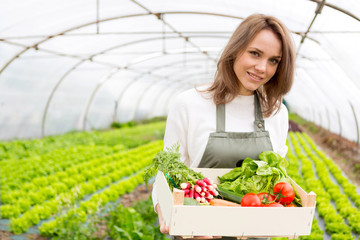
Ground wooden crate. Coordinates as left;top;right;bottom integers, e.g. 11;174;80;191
156;168;316;239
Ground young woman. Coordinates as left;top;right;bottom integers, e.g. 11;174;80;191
153;13;296;240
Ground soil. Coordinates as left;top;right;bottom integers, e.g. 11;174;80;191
0;230;50;240
290;120;360;188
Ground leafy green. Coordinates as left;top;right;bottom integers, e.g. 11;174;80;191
143;143;204;190
106;196;169;240
218;151;298;200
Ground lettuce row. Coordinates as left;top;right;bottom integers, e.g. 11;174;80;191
0;121;165;160
302;133;360;209
289;132;354;239
0;144;119;197
1;141;160;218
38;170;146;238
7;142;162;234
286;136;324;240
296;133;360;234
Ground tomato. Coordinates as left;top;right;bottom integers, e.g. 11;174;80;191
241;193;261;207
285;204;296;207
257;192;275;205
265;202;284;207
273;182;295;205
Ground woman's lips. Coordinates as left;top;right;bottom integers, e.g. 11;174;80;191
247;72;263;82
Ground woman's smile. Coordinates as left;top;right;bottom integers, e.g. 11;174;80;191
247;72;263;82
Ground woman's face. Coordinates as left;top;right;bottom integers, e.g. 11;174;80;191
233;29;282;96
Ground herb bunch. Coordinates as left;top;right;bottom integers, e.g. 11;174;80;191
144;143;204;190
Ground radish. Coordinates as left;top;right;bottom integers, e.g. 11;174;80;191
194;185;202;193
203;177;213;185
207;185;214;191
206;194;214;200
183;189;190;195
194;192;201;202
202;187;207;193
209;190;218;196
204;192;212;198
180;182;191;189
189;189;195;198
196;180;207;187
200;192;205;196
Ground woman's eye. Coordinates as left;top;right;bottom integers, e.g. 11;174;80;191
250;51;259;56
270;59;279;64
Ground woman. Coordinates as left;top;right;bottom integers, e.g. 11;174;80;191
153;13;296;240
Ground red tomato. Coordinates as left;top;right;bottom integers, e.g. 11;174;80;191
265;202;284;207
257;192;275;205
273;182;295;205
241;193;261;207
285;204;296;207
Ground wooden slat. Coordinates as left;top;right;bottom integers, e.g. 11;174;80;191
173;188;185;205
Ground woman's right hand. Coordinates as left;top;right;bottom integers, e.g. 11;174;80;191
156;203;169;234
156;204;221;239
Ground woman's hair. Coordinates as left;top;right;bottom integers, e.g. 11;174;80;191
202;14;295;117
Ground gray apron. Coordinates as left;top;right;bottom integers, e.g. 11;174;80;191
198;92;273;240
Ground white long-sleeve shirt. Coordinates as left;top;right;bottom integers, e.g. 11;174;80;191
152;84;289;209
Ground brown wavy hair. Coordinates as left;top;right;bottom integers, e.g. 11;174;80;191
203;14;295;117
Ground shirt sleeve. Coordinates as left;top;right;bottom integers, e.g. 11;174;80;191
277;104;289;158
152;91;190;211
163;93;189;163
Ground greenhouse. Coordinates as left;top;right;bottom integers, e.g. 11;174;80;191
1;0;360;239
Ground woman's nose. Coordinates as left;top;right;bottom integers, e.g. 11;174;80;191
254;60;266;73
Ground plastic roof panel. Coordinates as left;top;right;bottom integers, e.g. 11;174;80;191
1;0;360;142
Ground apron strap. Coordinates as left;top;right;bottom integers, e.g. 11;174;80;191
216;104;226;132
254;91;265;132
216;92;265;133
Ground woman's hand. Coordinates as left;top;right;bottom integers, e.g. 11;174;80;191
156;204;220;239
156;203;169;234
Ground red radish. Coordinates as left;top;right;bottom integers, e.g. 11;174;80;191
209;190;218;196
200;192;205;196
189;189;195;198
203;177;213;185
194;185;202;193
202;187;207;192
212;183;218;189
194;192;201;202
196;180;207;187
207;185;214;191
200;197;206;203
184;193;190;198
183;189;190;194
204;192;212;198
180;182;191;189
